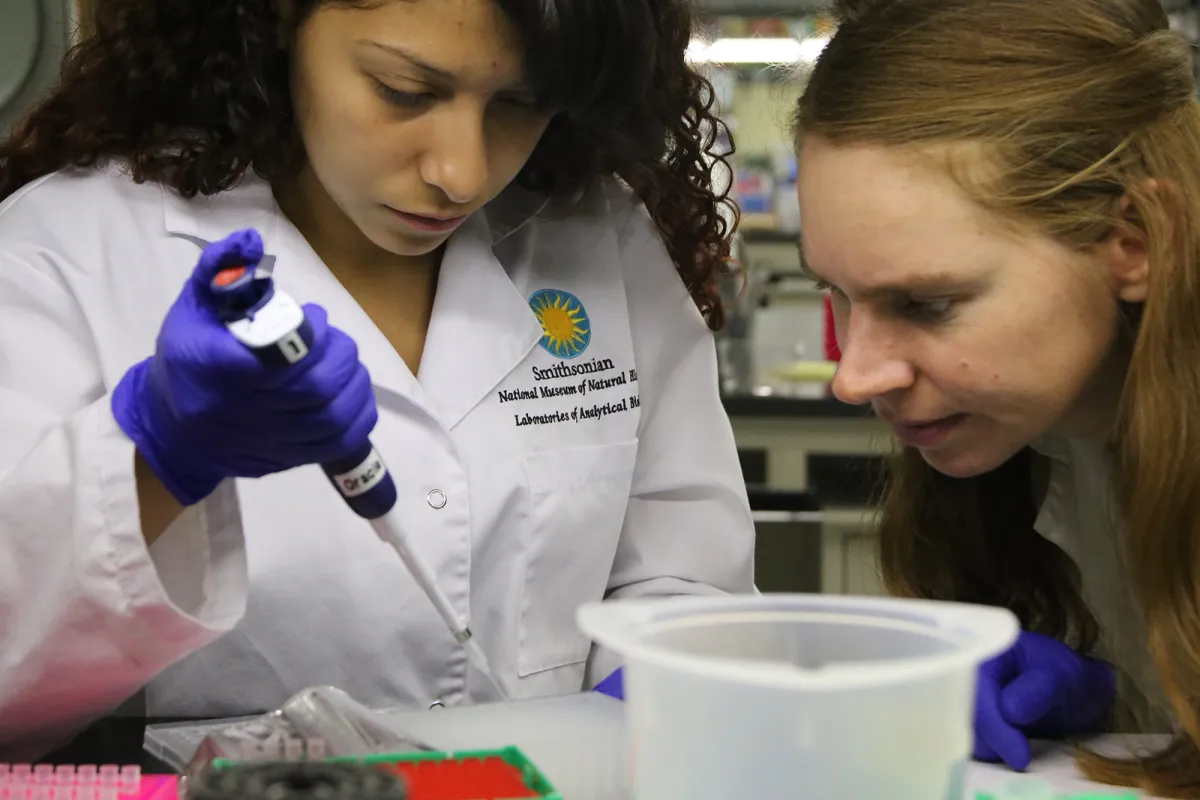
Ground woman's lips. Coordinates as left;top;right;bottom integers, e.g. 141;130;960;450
890;413;968;447
387;207;466;234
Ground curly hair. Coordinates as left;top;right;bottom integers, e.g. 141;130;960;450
0;0;738;329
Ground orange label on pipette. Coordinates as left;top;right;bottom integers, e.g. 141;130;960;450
213;266;247;287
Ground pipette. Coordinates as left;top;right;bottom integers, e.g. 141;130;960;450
207;260;507;701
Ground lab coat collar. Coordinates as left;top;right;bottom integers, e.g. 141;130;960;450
419;210;544;430
1029;436;1066;463
483;181;549;245
160;174;284;252
160;172;547;428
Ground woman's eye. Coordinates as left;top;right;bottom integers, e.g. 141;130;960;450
901;298;956;323
374;81;435;109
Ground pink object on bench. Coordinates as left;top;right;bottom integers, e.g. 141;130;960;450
0;765;177;800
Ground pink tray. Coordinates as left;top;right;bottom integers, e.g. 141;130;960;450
0;765;176;800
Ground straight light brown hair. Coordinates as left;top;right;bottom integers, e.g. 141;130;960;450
796;0;1200;795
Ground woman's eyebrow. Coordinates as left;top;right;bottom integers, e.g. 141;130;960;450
356;39;533;93
357;40;455;82
797;236;979;297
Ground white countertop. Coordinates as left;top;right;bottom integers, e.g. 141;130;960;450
146;697;1172;800
965;736;1170;798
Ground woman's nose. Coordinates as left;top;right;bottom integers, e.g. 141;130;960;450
419;106;489;205
830;313;916;405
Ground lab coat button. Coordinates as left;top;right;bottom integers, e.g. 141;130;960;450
427;489;447;509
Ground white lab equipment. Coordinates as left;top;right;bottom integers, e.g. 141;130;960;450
578;593;1019;800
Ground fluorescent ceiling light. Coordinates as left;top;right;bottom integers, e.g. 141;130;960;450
687;35;830;65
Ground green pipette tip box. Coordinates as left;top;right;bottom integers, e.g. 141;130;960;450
211;746;563;800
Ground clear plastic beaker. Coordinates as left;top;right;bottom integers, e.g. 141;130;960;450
578;593;1018;800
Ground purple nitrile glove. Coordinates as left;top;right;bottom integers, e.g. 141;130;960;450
974;630;1116;771
112;228;378;506
594;667;624;700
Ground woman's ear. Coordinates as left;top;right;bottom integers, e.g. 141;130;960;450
1100;184;1156;304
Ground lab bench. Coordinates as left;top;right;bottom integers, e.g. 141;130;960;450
37;705;1170;799
722;392;891;597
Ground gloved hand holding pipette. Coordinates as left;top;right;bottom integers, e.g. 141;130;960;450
974;630;1115;771
112;229;377;506
114;228;505;699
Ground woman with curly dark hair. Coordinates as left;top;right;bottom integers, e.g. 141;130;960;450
0;0;753;758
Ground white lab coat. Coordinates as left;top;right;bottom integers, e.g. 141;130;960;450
0;164;755;758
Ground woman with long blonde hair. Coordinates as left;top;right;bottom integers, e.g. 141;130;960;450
796;0;1200;794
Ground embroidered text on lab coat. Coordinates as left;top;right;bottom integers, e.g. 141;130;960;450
497;359;640;427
